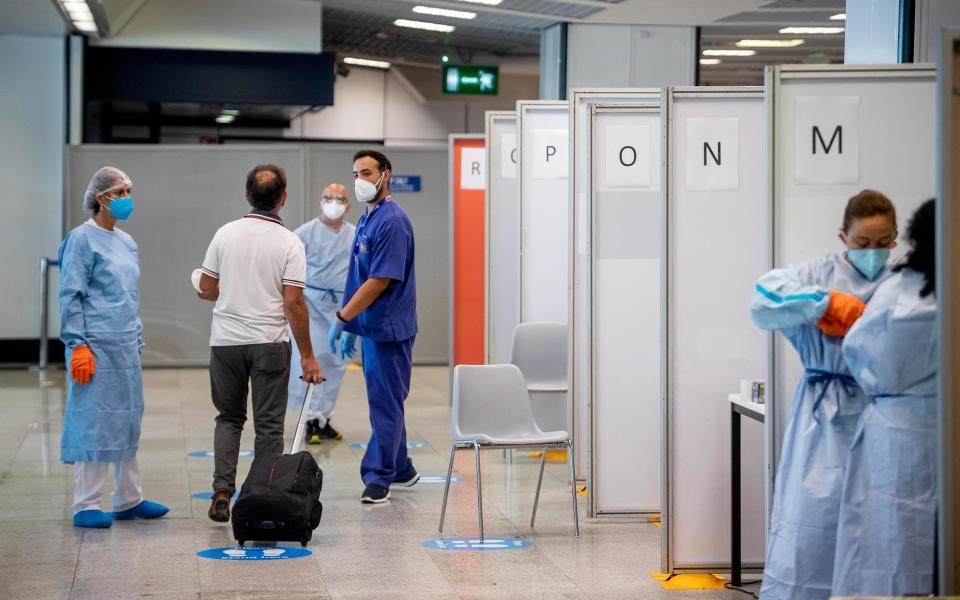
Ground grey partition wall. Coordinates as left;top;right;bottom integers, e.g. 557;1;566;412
661;87;765;574
517;100;570;323
485;111;520;365
66;143;450;366
589;104;663;516
66;145;309;366
937;32;960;595
765;65;936;498
569;89;659;482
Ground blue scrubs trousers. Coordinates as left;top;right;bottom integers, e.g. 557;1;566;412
360;336;416;487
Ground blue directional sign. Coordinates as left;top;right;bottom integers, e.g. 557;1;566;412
422;537;531;551
197;547;311;561
390;175;421;193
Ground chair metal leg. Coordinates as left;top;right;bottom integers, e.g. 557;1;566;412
506;449;513;464
568;441;580;537
530;446;547;528
439;445;457;534
474;442;484;540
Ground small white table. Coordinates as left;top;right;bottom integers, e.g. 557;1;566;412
729;393;765;586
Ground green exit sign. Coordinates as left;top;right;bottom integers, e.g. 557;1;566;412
442;65;498;95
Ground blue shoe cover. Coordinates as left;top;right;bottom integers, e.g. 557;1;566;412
113;499;170;520
74;510;112;528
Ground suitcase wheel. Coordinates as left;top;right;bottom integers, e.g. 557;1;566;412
237;540;245;547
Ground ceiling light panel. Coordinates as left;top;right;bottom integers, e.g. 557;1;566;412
779;26;845;34
58;0;101;36
830;13;846;20
394;19;456;33
344;57;392;69
702;49;757;57
699;58;721;65
446;0;502;5
412;6;476;20
736;39;805;48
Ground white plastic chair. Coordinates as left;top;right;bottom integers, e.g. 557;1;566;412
510;321;568;433
439;364;580;539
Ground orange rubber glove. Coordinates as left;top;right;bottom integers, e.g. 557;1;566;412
70;345;96;385
817;290;866;337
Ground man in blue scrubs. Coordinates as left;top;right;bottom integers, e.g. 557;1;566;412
328;150;419;503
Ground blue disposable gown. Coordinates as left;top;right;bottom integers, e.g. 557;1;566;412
832;270;937;596
751;253;892;600
287;219;356;418
58;222;144;464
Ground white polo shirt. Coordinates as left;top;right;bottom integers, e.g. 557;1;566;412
201;210;307;346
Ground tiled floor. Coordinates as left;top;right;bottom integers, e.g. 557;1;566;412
0;367;756;599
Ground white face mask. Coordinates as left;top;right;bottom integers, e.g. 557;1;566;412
321;201;347;221
354;172;384;204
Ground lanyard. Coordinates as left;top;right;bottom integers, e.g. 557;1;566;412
353;195;393;258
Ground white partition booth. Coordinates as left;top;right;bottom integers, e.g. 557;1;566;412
765;65;936;498
587;103;663;516
569;89;659;482
516;101;571;434
517;101;570;323
660;87;766;574
484;111;520;365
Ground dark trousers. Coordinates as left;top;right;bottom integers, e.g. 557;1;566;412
209;342;291;493
360;336;416;487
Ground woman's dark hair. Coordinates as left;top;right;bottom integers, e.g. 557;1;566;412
246;164;287;210
842;189;898;235
352;149;392;173
894;198;936;297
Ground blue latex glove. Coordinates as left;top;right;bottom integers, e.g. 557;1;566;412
340;333;358;360
327;321;344;355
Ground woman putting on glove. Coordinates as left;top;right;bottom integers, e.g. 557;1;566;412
750;189;898;600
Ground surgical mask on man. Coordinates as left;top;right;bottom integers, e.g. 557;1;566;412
104;196;134;220
354;172;384;203
322;201;347;221
847;248;889;280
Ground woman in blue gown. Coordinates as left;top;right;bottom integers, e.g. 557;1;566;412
833;199;937;596
59;166;168;528
751;190;899;600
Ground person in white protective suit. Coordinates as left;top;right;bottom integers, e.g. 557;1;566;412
288;183;357;443
750;190;899;600
832;198;938;597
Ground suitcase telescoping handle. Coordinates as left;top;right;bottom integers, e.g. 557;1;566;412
290;376;324;454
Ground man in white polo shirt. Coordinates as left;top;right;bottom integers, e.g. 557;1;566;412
196;164;323;523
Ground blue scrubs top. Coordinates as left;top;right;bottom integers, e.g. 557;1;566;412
343;195;417;342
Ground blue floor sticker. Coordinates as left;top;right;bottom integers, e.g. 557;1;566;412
197;547;312;561
418;475;464;484
349;442;428;450
188;450;254;458
422;538;531;551
191;491;240;501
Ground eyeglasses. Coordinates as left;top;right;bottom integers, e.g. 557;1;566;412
322;194;348;203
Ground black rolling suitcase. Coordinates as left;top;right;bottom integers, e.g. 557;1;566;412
232;382;323;547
